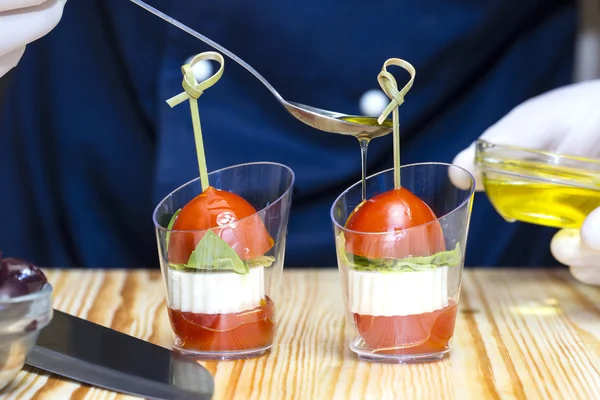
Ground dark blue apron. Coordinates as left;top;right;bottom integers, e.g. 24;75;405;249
0;0;576;268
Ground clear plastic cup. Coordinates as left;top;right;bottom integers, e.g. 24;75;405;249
330;162;475;364
153;162;294;360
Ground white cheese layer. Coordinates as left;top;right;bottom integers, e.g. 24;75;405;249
167;266;265;314
348;267;449;316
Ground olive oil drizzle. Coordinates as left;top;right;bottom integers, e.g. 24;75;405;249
166;51;225;192
359;138;369;200
377;59;416;189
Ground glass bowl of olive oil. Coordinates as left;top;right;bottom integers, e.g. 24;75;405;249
475;140;600;229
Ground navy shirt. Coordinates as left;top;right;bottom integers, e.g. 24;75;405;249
0;0;576;268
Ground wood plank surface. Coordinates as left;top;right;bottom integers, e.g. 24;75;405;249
2;268;600;400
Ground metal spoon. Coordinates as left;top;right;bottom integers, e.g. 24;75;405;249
129;0;393;139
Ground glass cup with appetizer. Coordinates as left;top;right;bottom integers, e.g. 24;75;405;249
330;58;475;363
331;162;475;363
154;161;294;359
152;52;294;360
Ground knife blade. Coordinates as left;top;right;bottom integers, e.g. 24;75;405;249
26;310;214;400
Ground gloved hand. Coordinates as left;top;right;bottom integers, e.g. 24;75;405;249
0;0;67;78
451;80;600;285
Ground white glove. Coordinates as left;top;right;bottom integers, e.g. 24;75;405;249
0;0;67;78
452;80;600;285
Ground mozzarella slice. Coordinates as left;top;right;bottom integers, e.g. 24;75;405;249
348;267;449;316
167;266;265;314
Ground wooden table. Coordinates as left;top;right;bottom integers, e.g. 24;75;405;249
3;268;600;400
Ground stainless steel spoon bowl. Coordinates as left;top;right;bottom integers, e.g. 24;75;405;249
130;0;393;139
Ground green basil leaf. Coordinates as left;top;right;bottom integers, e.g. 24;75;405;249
335;231;352;266
392;243;462;270
165;209;181;247
168;263;188;271
186;229;248;274
245;255;276;268
337;232;462;272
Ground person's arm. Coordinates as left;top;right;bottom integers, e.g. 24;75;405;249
0;0;67;78
452;80;600;284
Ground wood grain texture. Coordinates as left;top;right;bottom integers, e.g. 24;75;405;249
2;268;600;400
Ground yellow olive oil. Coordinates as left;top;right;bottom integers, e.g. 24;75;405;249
337;116;393;140
480;159;600;229
335;116;394;199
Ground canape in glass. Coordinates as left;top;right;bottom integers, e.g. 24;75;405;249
331;162;475;363
153;162;294;360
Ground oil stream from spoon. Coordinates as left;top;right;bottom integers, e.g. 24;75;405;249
339;117;393;199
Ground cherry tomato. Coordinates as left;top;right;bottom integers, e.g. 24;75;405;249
168;186;274;264
344;188;445;259
168;296;275;352
354;302;458;355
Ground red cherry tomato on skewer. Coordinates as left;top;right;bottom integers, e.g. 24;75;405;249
168;186;274;264
344;187;446;259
